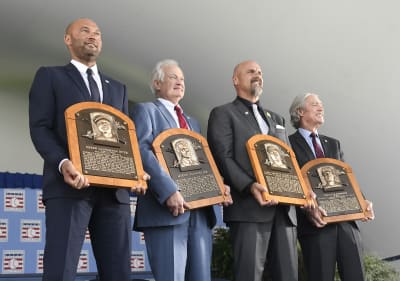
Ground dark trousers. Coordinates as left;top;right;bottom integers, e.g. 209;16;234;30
299;222;365;281
229;207;298;281
43;188;131;281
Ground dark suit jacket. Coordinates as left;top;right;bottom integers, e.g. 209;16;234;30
130;100;217;230
29;63;130;203
207;98;296;224
289;130;348;235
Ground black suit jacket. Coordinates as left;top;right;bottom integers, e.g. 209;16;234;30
289;130;347;235
207;98;296;224
29;63;130;203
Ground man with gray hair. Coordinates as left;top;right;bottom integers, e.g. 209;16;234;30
288;93;374;281
130;59;231;281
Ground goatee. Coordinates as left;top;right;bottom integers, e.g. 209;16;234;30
251;85;263;98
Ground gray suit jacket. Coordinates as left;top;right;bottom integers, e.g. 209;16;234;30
130;100;216;230
207;98;296;224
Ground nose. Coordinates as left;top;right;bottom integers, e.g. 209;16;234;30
89;31;100;40
176;80;185;89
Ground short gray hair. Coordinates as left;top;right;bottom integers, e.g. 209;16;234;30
289;93;318;129
150;59;180;95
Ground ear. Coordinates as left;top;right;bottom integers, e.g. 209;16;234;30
233;76;238;86
64;34;71;46
153;80;161;91
298;108;305;117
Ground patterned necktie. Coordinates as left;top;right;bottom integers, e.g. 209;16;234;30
174;105;189;129
252;104;269;134
310;132;325;158
86;68;101;102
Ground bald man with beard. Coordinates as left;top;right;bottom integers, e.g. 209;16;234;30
207;60;298;281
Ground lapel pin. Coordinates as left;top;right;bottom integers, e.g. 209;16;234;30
105;80;110;84
245;111;249;115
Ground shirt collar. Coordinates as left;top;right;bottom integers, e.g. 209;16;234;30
157;98;177;111
237;96;260;108
70;59;99;76
299;128;320;139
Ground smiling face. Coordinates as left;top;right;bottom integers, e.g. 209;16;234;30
322;169;335;185
233;61;263;103
154;64;185;105
299;94;324;131
96;118;112;137
64;18;102;66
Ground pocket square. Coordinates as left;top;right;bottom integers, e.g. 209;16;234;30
275;124;285;129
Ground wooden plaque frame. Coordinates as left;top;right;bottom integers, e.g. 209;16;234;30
65;102;147;189
246;134;311;205
152;128;226;209
301;158;368;223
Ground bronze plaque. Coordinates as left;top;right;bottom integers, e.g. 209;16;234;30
301;158;368;223
152;128;226;209
65;102;147;189
246;135;311;205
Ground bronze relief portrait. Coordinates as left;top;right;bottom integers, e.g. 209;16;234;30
264;143;289;171
316;165;345;191
172;138;201;171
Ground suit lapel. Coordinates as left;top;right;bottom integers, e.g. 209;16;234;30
154;100;178;128
65;63;91;100
319;135;333;158
232;99;260;133
263;110;277;137
100;73;111;105
293;131;315;161
183;112;195;131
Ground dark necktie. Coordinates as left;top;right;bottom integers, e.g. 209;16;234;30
86;68;101;102
174;105;189;129
310;133;325;158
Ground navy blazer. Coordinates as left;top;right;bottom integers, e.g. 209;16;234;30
29;63;130;203
130;100;217;230
207;98;296;225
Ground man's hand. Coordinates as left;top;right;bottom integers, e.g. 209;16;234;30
222;184;233;206
166;191;190;216
306;206;327;228
61;160;89;189
250;182;278;206
130;172;151;195
362;200;375;221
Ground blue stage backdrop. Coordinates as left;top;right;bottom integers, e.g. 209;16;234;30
0;172;149;275
0;172;224;276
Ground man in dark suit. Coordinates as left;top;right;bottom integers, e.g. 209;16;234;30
29;18;146;281
130;59;231;281
207;60;298;281
288;93;374;281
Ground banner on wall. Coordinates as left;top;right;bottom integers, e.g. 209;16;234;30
0;172;150;275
